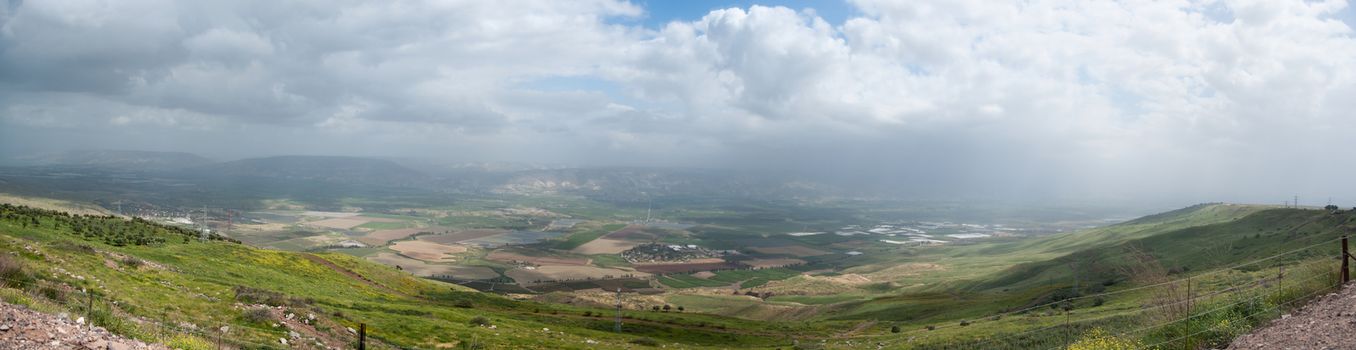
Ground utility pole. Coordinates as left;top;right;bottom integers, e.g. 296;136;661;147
614;288;623;332
1295;195;1300;208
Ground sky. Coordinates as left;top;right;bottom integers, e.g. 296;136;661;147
2;0;1356;204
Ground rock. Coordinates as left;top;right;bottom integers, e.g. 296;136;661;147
76;316;85;325
279;338;288;345
0;325;9;331
347;327;357;334
289;331;300;339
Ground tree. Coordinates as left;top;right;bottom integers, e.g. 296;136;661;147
662;304;671;312
676;306;684;312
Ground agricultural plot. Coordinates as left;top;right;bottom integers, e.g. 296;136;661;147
748;245;830;257
741;258;806;268
416;229;506;244
389;240;466;262
571;238;642;255
461;230;565;247
633;261;737;274
657;274;731;288
553;223;625;250
357;226;447;246
306;217;372;229
505;265;649;285
486;249;590;266
367;252;499;279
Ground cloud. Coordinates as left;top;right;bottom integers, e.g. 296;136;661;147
2;0;1355;203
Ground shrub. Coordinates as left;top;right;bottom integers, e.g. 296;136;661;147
453;299;474;308
926;325;936;331
0;255;30;288
890;325;901;333
121;256;144;268
583;311;592;317
242;308;272;325
630;337;659;346
959;320;970;327
1092;297;1106;307
468;316;491;327
36;281;68;302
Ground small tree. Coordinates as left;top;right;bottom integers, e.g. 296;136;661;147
676;306;684;312
662;304;671;312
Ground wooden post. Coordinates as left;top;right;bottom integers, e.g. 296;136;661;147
1184;278;1191;350
85;292;93;330
1342;236;1350;284
359;323;366;350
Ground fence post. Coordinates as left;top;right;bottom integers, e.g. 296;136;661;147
359;323;367;350
1184;278;1191;350
1342;236;1349;284
85;292;93;330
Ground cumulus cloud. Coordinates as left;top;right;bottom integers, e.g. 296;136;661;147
1;0;1355;203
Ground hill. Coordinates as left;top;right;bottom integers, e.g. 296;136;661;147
0;204;834;349
12;150;213;170
188;156;431;187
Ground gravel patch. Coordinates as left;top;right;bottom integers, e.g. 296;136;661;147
0;301;165;350
1227;284;1356;350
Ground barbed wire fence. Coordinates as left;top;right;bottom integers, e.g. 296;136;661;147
861;235;1352;350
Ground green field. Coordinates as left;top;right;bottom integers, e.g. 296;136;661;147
553;223;625;250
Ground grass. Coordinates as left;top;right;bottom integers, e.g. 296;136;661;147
0;205;839;349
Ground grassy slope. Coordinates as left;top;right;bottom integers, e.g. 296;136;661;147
0;208;839;349
831;205;1350;327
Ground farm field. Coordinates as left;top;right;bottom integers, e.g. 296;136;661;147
505;265;649;285
367;252;500;279
389;240;466;262
357;226;446;246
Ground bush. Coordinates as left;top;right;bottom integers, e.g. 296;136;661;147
468;316;491;326
121;256;144;268
629;337;659;346
1092;297;1106;307
959;320;970;327
890;325;901;333
0;255;30;288
453;299;474;308
242;308;272;325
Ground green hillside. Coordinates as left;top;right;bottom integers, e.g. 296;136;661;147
0;204;834;349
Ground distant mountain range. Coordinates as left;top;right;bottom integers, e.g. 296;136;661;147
12;150;214;170
1;150;832;201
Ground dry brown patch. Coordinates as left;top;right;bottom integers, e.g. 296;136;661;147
357;227;446;246
748;245;830;257
390;240;467;262
486;250;589;266
691;271;716;279
506;266;648;285
366;253;499;279
307;217;371;229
